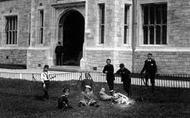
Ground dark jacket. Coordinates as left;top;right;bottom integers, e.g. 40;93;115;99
81;78;94;91
103;64;115;80
141;59;157;74
55;45;63;55
116;68;131;83
58;95;69;109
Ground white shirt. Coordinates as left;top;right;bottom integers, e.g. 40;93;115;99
41;71;50;82
113;92;130;104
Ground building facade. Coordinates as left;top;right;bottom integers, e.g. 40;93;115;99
0;0;190;74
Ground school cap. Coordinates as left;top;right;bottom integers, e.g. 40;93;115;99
119;63;125;68
85;85;92;89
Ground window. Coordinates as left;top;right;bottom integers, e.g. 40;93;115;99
142;3;167;45
39;10;44;44
99;3;105;44
124;5;129;44
5;16;18;44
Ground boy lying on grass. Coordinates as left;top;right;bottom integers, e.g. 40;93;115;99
99;88;113;101
111;91;134;105
78;85;99;107
58;88;73;111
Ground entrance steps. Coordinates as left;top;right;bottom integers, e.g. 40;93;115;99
49;66;85;72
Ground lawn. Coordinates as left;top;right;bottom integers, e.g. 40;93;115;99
0;78;190;118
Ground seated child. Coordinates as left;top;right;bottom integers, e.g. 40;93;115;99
78;85;99;107
80;72;94;91
112;91;134;105
99;88;113;101
57;88;72;110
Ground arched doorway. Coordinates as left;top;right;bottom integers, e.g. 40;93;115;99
58;10;84;66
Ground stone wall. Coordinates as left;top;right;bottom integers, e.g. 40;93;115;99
84;50;114;71
134;51;190;74
0;0;31;47
134;0;190;74
0;49;27;65
27;49;49;68
84;0;133;72
1;0;190;74
168;0;190;47
0;0;30;67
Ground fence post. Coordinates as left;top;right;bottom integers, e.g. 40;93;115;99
19;73;22;79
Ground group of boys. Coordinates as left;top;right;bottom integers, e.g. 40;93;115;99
40;53;157;111
103;53;157;96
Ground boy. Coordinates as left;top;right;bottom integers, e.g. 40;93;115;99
103;59;115;93
99;88;113;101
78;85;99;107
58;88;72;110
41;65;51;99
81;72;94;91
141;53;157;93
112;91;134;105
41;65;56;99
115;63;131;97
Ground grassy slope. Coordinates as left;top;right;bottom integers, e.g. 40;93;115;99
0;78;190;118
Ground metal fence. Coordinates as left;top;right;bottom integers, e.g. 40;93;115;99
0;71;190;89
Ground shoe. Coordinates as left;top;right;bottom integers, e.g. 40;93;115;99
78;103;83;107
94;104;100;107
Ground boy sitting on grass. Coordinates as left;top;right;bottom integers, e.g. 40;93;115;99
78;85;99;107
58;88;73;110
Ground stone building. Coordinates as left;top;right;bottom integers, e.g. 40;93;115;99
0;0;190;74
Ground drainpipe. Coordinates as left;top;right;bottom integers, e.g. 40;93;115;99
132;0;137;73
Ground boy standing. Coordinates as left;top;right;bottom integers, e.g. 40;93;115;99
103;59;115;93
141;53;157;93
55;41;63;65
115;63;131;97
41;65;51;99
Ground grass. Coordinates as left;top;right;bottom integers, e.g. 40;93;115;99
0;78;190;118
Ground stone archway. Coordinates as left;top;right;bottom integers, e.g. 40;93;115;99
58;10;84;66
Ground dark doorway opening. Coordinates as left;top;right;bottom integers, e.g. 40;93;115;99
59;10;84;66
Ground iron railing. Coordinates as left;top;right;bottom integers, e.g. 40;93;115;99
0;71;189;88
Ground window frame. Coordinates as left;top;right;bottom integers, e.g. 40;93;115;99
142;3;167;45
124;4;130;44
39;9;44;45
98;3;105;44
5;15;18;45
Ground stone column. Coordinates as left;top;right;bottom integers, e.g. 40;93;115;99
80;1;87;70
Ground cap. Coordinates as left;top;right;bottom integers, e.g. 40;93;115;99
85;85;91;89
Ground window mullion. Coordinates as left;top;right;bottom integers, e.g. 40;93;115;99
8;18;11;44
160;5;163;44
154;5;156;44
148;5;150;44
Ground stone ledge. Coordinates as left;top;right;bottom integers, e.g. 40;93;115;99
0;64;26;69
